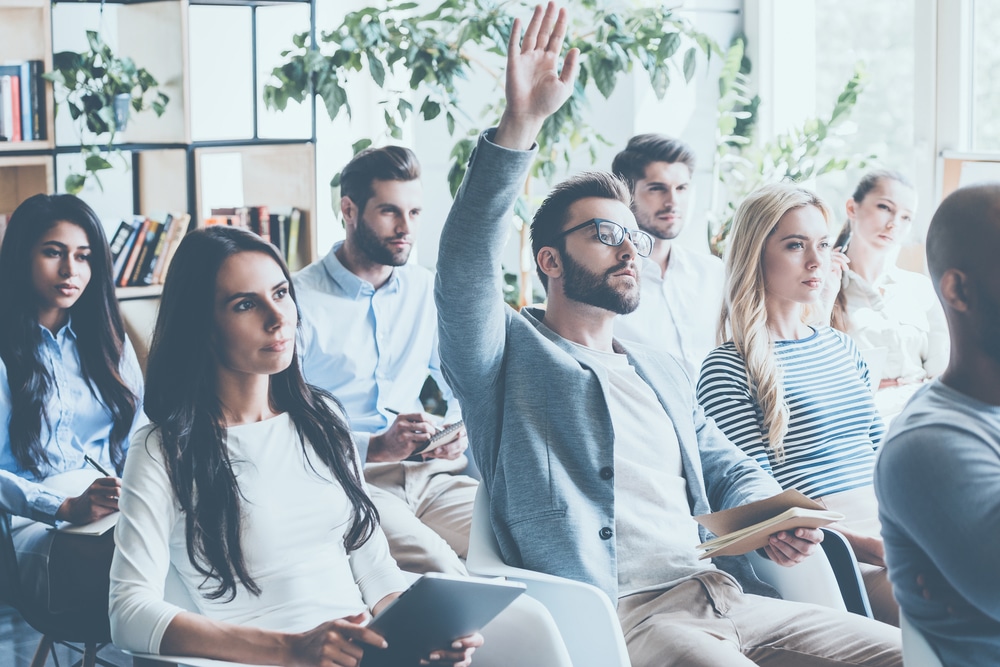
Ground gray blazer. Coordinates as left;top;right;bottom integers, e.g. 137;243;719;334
435;131;782;603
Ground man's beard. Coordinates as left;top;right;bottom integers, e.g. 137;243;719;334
634;206;681;241
561;251;640;315
355;214;411;267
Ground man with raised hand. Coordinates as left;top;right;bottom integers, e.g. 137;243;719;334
876;183;1000;666
435;3;901;665
296;145;477;576
612;134;725;379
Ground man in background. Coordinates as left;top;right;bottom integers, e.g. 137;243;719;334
296;145;476;575
436;4;901;665
612;134;725;379
876;182;1000;666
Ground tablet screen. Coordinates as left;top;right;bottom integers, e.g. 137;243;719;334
361;573;525;666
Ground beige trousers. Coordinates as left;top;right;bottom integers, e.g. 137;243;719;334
618;571;901;667
365;456;478;575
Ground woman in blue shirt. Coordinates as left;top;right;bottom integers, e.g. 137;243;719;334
696;183;896;625
0;193;142;631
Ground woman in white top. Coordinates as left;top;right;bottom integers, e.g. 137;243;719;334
830;170;949;420
109;226;481;666
0;194;142;634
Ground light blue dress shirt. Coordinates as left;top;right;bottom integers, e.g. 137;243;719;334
295;243;458;462
0;320;144;524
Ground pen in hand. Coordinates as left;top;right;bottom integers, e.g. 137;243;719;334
83;454;111;477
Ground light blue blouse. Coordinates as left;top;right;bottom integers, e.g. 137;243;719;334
0;320;144;524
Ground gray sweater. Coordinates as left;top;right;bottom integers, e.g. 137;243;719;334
434;130;782;603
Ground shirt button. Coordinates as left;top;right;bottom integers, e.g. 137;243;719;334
599;527;613;540
599;466;614;480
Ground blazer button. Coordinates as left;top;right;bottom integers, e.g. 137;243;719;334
599;466;614;480
599;527;613;540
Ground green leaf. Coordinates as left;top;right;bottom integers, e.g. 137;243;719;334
446;111;455;135
658;33;681;60
65;173;87;195
352;138;372;154
365;52;386;87
85;153;114;172
420;97;442;121
683;47;697;83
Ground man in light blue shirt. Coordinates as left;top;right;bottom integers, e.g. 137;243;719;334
296;145;476;575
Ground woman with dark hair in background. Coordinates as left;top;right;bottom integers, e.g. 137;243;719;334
0;193;142;632
109;225;482;666
829;170;948;421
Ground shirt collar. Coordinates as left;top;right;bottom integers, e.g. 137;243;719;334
38;316;77;343
320;241;401;298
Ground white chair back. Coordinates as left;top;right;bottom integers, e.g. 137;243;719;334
467;484;632;667
901;613;944;667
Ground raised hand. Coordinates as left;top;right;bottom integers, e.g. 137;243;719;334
495;2;580;150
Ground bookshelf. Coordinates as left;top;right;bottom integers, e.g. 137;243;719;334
0;0;319;305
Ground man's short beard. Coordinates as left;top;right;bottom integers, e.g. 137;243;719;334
561;250;639;315
355;212;410;267
634;206;681;241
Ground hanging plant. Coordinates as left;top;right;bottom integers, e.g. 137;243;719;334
44;30;169;194
708;37;875;256
264;0;719;304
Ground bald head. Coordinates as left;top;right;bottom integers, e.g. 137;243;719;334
927;183;1000;290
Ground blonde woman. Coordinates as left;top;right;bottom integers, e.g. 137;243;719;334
696;183;897;626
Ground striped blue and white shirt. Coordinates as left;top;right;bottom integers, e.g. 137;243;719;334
696;326;885;499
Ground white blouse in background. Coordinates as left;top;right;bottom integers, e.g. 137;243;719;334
842;265;950;422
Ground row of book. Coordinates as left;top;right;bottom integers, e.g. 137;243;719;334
0;60;46;143
110;213;191;288
206;205;306;269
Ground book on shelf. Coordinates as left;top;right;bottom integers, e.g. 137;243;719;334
111;213;191;288
150;213;189;285
210;205;306;268
0;74;16;142
693;489;844;559
0;61;45;142
117;217;151;287
129;218;164;286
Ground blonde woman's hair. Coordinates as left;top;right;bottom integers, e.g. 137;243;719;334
718;182;833;461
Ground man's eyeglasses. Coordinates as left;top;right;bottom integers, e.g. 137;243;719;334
554;218;653;258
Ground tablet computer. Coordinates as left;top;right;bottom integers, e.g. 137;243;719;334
361;573;525;666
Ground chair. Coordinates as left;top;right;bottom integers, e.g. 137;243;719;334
900;614;944;667
747;528;874;617
0;510;116;667
466;485;632;667
468;485;877;667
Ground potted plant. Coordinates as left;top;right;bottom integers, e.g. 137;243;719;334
44;30;169;194
708;37;875;256
264;0;717;305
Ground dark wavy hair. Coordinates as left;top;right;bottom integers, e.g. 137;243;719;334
143;225;378;601
0;194;137;478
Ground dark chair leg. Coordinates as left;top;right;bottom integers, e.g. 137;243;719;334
82;642;98;667
30;635;54;667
